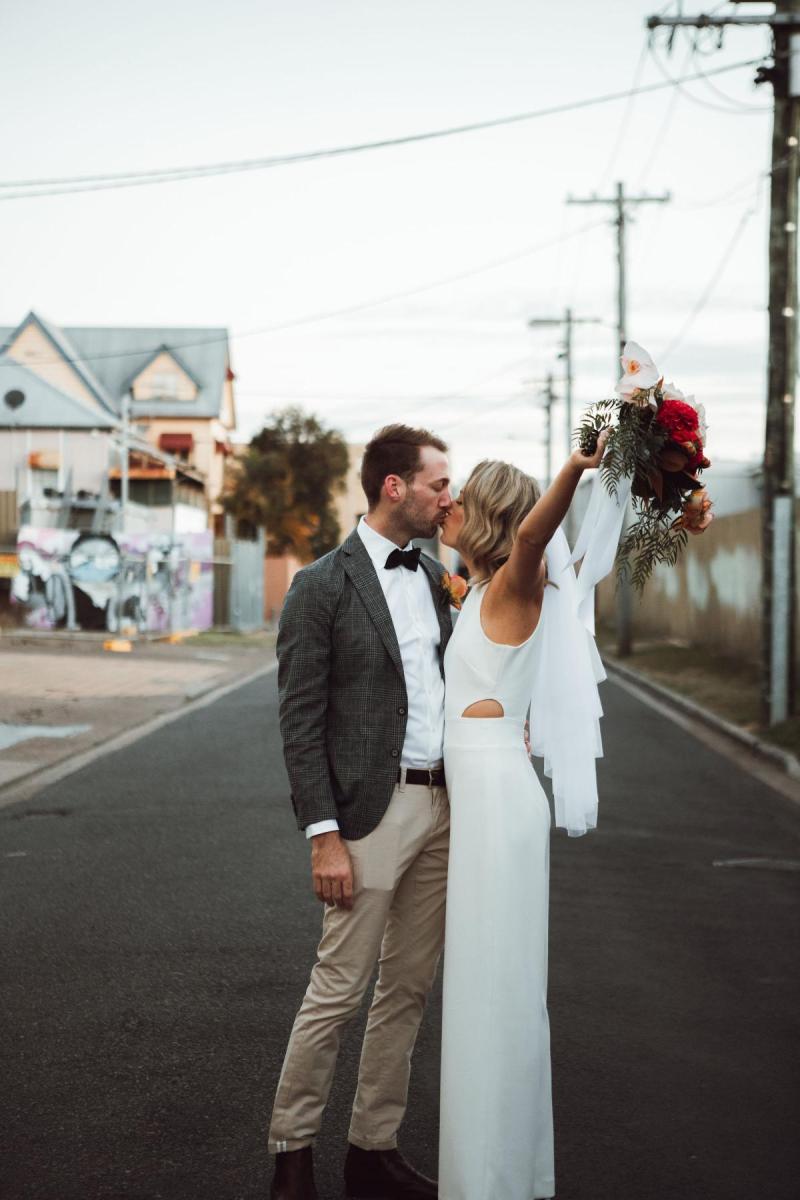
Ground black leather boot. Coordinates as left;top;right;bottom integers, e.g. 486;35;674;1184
270;1146;319;1200
344;1143;437;1199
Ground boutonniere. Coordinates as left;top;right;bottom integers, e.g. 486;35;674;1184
440;570;469;610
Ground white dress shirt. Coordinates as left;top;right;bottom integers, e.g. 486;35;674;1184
306;516;446;838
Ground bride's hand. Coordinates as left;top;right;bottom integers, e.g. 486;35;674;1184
570;427;609;472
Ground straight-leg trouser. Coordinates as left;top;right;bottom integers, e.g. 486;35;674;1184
268;781;449;1153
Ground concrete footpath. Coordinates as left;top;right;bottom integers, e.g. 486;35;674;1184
0;631;277;795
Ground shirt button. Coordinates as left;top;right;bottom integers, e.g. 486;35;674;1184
390;749;400;758
398;706;406;715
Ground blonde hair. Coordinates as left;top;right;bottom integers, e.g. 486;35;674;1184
459;460;541;585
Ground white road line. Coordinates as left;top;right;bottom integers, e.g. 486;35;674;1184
0;660;278;813
608;672;800;809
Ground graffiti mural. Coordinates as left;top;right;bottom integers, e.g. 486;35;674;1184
12;527;213;633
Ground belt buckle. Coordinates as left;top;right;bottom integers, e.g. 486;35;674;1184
428;767;435;788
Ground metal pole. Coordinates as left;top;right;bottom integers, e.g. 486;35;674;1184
615;183;626;372
9;417;16;517
528;310;600;457
763;0;799;724
614;182;634;658
120;388;131;532
544;374;554;488
567;182;668;655
563;310;575;543
649;0;800;725
564;306;574;459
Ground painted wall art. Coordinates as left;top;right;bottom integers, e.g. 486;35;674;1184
12;526;214;633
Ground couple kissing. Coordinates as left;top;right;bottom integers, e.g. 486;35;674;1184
269;421;608;1200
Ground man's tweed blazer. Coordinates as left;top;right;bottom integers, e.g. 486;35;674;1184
276;527;453;840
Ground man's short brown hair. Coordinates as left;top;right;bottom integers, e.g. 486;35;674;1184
360;424;448;508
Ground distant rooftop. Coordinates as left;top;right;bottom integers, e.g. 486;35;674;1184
0;312;232;422
0;357;116;429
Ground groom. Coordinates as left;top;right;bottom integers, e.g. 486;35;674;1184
269;424;454;1200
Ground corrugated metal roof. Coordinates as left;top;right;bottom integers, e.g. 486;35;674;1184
0;319;230;421
0;312;117;414
0;358;116;429
119;342;203;393
31;313;118;412
63;325;229;419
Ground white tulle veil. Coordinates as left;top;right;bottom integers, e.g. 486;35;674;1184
529;472;631;836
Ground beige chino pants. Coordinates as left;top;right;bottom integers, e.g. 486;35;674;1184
268;780;450;1153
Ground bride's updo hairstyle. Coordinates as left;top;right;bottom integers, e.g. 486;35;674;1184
458;460;540;585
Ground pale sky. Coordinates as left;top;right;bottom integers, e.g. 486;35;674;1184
1;0;782;484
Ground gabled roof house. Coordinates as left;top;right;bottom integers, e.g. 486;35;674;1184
0;311;236;533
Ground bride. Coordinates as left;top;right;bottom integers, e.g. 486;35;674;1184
437;433;608;1200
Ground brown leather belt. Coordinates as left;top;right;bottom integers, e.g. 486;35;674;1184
399;766;446;788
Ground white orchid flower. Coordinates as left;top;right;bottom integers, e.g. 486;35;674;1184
616;341;661;403
662;381;685;402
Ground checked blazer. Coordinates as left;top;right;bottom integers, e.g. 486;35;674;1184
276;527;454;840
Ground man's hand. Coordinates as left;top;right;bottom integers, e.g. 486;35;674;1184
310;831;354;910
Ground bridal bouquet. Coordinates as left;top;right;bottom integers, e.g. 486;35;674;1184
576;342;713;589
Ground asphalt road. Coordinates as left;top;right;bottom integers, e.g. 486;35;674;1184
1;670;799;1200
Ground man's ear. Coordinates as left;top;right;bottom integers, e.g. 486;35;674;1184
384;474;405;503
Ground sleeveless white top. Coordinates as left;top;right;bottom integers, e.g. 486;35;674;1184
444;527;606;837
443;583;539;726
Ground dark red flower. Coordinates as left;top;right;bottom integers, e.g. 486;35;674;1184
655;398;700;444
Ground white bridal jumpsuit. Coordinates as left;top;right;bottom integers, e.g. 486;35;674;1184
439;581;555;1200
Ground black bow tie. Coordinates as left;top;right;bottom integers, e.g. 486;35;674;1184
385;546;421;572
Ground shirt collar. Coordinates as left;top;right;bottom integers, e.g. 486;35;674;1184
357;516;413;571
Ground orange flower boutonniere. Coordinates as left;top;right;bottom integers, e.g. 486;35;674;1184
441;571;469;610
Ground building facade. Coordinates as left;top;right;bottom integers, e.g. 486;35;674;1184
0;311;236;539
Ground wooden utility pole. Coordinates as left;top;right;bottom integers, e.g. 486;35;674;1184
567;182;670;657
528;308;602;459
541;374;556;488
647;1;799;724
529;310;602;543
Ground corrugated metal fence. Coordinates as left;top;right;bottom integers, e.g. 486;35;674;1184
597;503;799;671
213;530;265;631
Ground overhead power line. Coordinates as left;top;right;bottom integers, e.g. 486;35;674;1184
636;42;692;190
440;391;533;433
239;355;546;436
596;39;651;194
647;41;770;114
0;58;763;202
659;198;762;361
13;219;608;368
691;45;771;112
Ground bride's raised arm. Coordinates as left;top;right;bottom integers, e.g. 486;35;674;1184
502;432;608;595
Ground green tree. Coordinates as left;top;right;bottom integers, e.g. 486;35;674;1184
223;407;349;561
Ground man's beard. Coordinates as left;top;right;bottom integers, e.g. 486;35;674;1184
398;500;445;542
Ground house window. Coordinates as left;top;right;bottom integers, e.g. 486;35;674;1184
146;372;181;400
131;353;198;403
